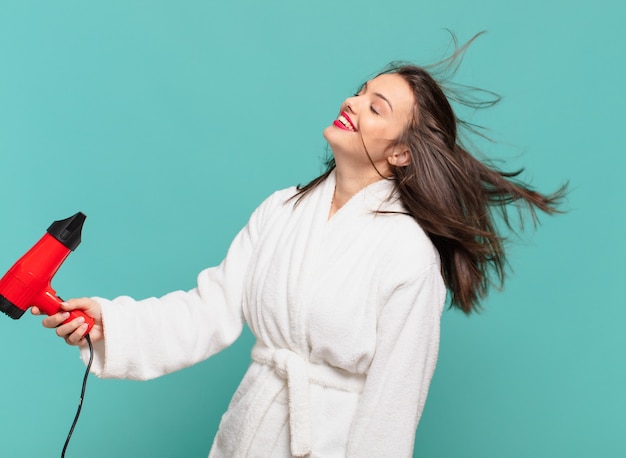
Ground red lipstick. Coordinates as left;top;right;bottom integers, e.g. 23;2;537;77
333;112;357;132
341;112;357;131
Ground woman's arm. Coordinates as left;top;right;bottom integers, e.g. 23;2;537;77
37;190;287;380
347;263;446;458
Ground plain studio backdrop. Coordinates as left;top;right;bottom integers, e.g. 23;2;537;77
0;1;624;457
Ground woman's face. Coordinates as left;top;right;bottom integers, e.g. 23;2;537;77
323;73;415;174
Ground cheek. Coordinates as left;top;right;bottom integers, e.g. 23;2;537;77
361;119;402;146
360;119;386;139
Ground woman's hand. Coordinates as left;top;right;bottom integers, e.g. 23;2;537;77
31;297;104;346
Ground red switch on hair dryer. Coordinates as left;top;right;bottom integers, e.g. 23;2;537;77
0;212;94;334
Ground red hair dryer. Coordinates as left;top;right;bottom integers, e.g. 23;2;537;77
0;212;94;333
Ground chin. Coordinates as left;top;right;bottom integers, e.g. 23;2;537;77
323;125;347;151
322;125;334;143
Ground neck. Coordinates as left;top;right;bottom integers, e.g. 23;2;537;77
329;164;386;219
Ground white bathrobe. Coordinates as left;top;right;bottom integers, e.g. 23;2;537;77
83;171;446;457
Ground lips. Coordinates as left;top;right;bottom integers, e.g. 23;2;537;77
333;112;357;132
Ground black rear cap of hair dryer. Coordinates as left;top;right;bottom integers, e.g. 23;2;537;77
47;212;86;251
0;295;24;319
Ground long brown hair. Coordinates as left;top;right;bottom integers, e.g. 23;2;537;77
294;33;567;314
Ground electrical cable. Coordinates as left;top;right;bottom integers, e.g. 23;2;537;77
61;334;93;458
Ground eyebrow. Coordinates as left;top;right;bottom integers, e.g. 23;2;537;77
361;82;394;112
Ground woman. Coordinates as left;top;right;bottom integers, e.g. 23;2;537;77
37;37;564;457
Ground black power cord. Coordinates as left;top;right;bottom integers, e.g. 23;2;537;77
61;334;94;458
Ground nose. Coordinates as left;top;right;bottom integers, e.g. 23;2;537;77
344;95;358;114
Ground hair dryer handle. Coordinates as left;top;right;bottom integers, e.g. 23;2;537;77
38;288;94;336
63;310;95;335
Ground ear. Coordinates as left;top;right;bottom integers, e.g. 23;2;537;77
387;147;411;167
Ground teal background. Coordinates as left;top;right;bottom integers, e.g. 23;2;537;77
0;1;624;456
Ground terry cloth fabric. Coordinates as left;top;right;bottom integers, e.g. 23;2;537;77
80;170;446;457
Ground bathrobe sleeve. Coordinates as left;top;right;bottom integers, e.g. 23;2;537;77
80;191;285;380
346;262;446;458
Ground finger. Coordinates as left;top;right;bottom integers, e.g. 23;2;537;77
41;312;71;329
31;306;41;316
65;323;89;346
55;316;85;338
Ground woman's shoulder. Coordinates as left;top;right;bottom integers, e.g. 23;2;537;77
246;185;300;229
379;212;441;273
255;186;299;212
